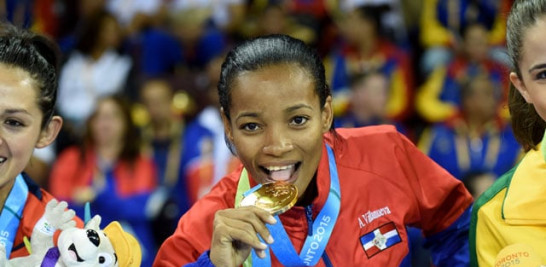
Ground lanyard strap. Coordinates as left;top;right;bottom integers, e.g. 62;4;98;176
0;174;29;257
236;145;341;266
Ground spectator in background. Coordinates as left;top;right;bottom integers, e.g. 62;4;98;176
49;95;157;267
418;74;520;179
334;70;405;133
243;2;316;45
0;0;62;38
327;5;413;122
180;54;240;205
287;0;339;57
420;0;512;75
56;9;131;131
130;19;183;78
258;4;296;37
168;0;246;34
140;79;184;198
55;0;107;54
139;79;188;247
106;0;163;36
2;0;33;29
76;0;106;20
169;7;227;71
416;22;509;123
103;0;185;84
334;0;409;46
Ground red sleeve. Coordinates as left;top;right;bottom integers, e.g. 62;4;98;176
331;127;472;235
153;171;240;267
395;132;473;236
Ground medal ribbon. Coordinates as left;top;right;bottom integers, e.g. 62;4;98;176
0;174;29;257
236;145;341;266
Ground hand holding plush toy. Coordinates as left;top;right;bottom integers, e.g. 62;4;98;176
0;199;141;267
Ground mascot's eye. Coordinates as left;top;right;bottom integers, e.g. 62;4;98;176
98;253;114;266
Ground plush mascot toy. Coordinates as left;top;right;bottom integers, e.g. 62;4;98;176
0;199;141;267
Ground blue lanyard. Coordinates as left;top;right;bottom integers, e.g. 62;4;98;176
244;145;341;266
0;174;28;257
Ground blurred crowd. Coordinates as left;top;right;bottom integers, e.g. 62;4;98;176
2;0;521;266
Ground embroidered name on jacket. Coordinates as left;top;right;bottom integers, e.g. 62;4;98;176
360;222;401;258
358;206;391;228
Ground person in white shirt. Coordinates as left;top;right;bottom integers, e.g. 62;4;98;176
57;9;131;129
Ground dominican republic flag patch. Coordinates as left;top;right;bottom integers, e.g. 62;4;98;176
360;222;401;258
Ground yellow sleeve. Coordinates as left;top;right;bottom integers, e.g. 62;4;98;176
488;12;507;46
415;67;457;122
474;190;507;266
488;0;510;46
420;0;453;47
386;68;410;119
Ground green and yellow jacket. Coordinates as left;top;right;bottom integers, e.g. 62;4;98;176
470;136;546;266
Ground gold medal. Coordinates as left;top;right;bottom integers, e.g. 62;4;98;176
240;182;298;215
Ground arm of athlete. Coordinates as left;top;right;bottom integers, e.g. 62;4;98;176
185;206;276;267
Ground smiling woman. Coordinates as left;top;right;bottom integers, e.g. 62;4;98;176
470;0;546;266
154;34;473;267
225;63;330;197
0;23;83;259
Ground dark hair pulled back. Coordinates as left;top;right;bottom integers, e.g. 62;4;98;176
218;34;330;120
0;23;60;129
506;0;546;151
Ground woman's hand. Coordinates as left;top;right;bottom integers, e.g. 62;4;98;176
210;206;277;267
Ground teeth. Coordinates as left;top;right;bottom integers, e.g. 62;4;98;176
265;165;293;171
